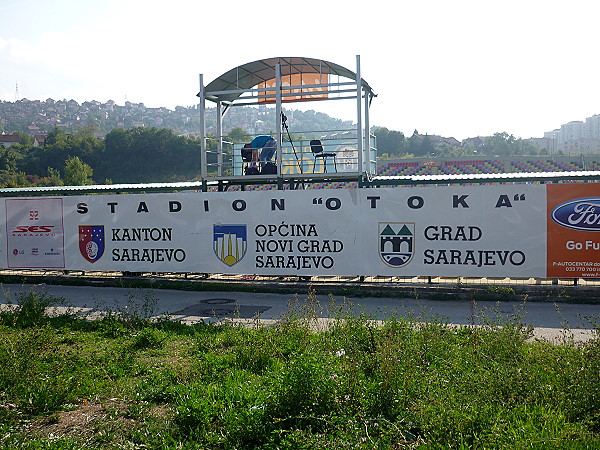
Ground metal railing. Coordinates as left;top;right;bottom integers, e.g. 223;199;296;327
204;130;376;180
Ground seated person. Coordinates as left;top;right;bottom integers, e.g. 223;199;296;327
240;143;254;162
251;135;277;168
241;143;259;175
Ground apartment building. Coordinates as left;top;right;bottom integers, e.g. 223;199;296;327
544;114;600;154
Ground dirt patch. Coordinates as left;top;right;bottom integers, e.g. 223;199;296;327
27;400;170;442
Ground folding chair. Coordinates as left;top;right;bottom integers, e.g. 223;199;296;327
310;139;337;173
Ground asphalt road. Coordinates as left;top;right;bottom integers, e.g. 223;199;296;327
1;284;598;342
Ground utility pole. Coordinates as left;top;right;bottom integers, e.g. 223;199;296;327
15;82;19;101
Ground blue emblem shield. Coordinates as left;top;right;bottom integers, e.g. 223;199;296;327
79;225;105;263
379;222;414;268
214;224;247;266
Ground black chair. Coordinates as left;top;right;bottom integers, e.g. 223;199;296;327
310;139;337;173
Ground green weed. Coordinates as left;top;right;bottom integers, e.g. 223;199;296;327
0;288;65;328
130;327;167;350
486;285;516;298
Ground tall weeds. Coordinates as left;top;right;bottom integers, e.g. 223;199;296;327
0;288;597;448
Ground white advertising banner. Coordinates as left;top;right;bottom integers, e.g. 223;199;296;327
362;184;547;277
0;183;558;277
5;198;65;268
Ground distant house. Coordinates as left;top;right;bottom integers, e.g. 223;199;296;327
415;134;460;151
430;135;460;148
33;135;47;147
0;134;21;148
103;100;115;112
462;136;486;150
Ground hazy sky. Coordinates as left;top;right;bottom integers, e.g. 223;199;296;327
1;0;598;140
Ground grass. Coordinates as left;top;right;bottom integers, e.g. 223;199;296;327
0;289;598;448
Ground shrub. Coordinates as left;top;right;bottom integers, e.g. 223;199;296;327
131;327;167;350
0;289;63;328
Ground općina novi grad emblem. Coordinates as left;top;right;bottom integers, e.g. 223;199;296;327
213;224;247;266
379;222;414;268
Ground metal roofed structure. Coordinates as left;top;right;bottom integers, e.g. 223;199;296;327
202;57;373;103
197;56;377;189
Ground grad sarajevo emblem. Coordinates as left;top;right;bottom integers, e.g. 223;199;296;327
379;222;414;268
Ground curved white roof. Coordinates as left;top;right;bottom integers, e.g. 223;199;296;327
201;56;373;103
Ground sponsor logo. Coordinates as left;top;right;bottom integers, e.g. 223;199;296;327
214;224;247;266
379;222;415;268
12;225;55;233
29;210;39;221
79;225;105;263
551;197;600;231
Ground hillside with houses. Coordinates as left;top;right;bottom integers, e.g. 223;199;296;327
0;98;353;139
2;98;600;159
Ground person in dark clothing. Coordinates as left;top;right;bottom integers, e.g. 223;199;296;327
251;135;277;168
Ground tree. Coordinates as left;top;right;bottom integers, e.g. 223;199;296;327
20;126;102;178
227;127;251;143
0;147;18;172
484;132;515;155
484;132;539;156
99;127;199;183
372;127;406;157
436;143;472;158
408;131;423;156
46;127;69;147
64;156;93;186
14;131;34;147
0;170;29;188
45;167;64;186
420;136;435;156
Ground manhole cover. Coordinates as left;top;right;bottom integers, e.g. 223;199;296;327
200;298;235;305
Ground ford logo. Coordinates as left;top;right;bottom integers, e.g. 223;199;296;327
551;197;600;231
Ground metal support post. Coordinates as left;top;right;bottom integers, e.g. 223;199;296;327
199;74;207;182
275;62;283;181
216;100;223;176
355;55;364;175
364;84;371;174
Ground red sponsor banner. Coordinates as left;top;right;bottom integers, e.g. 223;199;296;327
258;73;329;104
546;184;600;277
